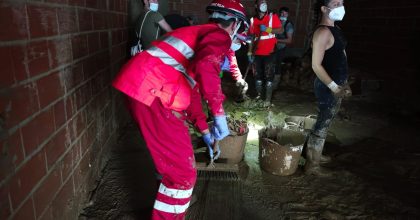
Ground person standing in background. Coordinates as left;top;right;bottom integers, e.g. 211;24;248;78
137;0;172;50
273;6;294;90
247;0;282;107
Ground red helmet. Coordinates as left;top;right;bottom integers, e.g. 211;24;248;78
206;0;249;31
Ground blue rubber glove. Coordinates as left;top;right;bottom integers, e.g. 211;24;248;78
202;133;221;160
202;133;214;149
260;24;267;32
211;115;230;140
221;56;230;72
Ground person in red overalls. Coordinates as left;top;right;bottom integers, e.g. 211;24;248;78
247;0;282;107
112;0;249;219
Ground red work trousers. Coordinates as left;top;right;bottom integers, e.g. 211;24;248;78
127;97;196;220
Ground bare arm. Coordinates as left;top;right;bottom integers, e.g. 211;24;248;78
277;32;293;45
311;27;334;86
158;19;173;33
270;27;284;34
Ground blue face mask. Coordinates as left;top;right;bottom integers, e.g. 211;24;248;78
230;42;241;51
149;3;159;12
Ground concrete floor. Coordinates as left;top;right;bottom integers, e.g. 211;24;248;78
80;82;420;219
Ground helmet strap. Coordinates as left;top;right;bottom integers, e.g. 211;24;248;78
231;20;242;40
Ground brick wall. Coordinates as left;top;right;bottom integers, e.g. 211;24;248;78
0;0;130;219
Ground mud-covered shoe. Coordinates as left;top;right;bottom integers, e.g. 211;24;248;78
320;154;332;164
304;163;332;177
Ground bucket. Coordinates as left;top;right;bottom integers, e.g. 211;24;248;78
284;115;316;132
219;130;249;164
208;121;249;164
259;127;305;176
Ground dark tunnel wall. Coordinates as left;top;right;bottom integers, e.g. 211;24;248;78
340;1;420;109
0;0;130;219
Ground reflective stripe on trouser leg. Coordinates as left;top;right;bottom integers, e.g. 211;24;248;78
126;97;196;220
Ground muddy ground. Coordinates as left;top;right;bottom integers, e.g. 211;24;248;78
80;77;420;219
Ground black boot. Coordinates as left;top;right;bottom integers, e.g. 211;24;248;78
272;74;281;90
255;80;263;100
263;81;273;107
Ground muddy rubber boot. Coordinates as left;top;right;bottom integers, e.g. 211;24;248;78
304;148;332;177
263;81;273;107
255;80;263;100
272;74;281;90
320;154;332;164
304;136;332;177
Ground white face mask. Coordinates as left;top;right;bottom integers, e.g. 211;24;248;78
230;42;241;51
149;3;159;12
259;3;267;13
328;6;345;21
280;16;287;22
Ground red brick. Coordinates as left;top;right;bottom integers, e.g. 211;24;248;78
33;168;61;218
47;36;73;68
68;0;85;6
53;100;66;130
45;0;68;4
64;95;76;120
25;41;50;77
3;83;39;129
36;72;65;108
71;34;88;60
13;197;35;220
99;31;109;50
68;110;86;140
93;11;106;30
78;9;92;31
0;4;28;41
111;30;122;46
21;107;54;156
60;146;74;182
85;0;98;9
0;130;24;181
9;152;46;209
57;7;77;35
37;205;53;220
10;45;29;82
72;62;84;87
44;126;69;168
110;44;124;63
0;46;15;88
27;5;58;38
87;32;100;54
98;0;107;10
51;177;74;219
0;185;11;220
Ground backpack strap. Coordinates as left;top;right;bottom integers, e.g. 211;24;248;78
136;10;152;38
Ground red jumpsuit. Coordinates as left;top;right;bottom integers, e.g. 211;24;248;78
224;49;243;81
113;23;230;219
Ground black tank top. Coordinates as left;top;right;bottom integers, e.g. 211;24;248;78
318;25;348;84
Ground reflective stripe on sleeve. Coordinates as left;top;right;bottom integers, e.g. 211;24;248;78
146;47;196;88
154;200;190;214
163;36;194;60
158;184;193;199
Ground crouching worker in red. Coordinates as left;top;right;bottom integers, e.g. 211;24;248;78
112;0;248;219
